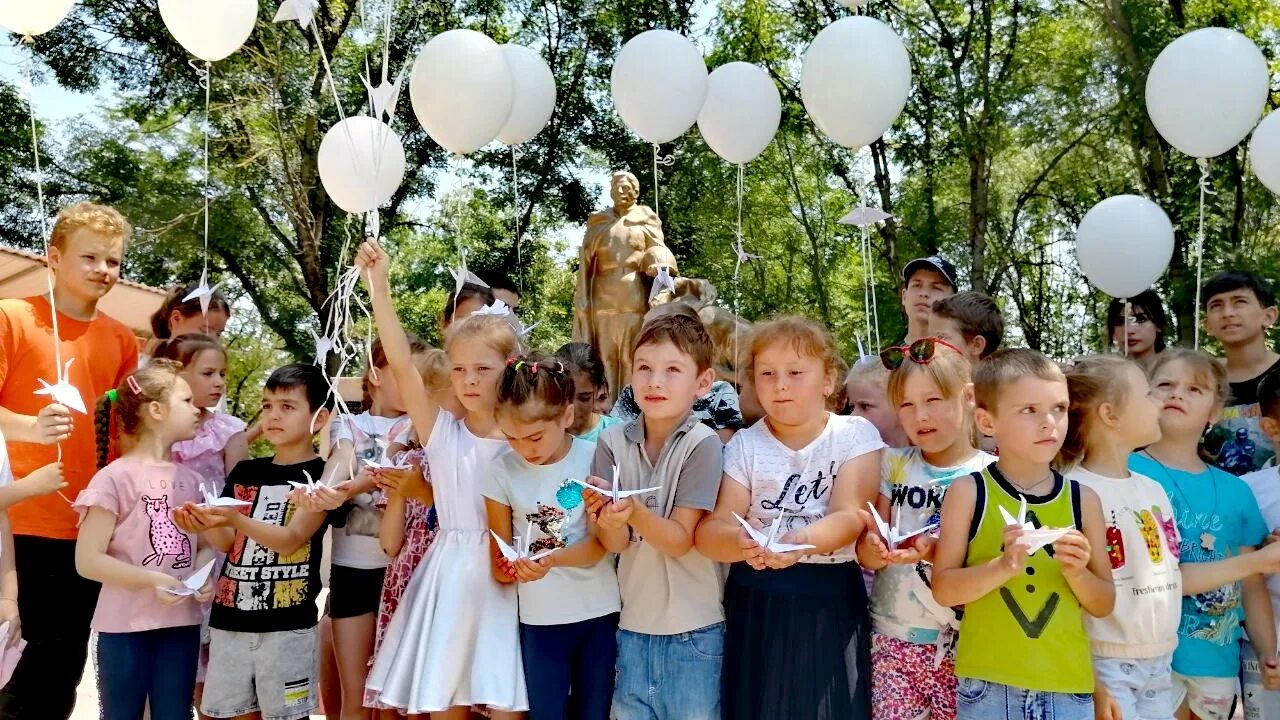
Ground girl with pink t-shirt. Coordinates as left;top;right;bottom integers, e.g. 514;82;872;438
75;361;217;719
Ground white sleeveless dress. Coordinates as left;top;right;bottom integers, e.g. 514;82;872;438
364;413;528;712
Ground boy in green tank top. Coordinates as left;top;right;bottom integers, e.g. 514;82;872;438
932;349;1115;720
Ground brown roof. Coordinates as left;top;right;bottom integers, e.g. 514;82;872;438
0;245;167;338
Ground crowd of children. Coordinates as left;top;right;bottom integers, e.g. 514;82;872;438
5;204;1280;720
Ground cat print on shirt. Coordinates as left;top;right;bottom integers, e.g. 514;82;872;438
140;494;192;569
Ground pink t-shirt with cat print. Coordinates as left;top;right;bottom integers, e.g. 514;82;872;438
73;457;205;633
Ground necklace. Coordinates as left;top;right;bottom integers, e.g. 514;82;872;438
1007;470;1055;496
1141;449;1218;552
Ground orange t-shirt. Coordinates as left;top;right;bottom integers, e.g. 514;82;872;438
0;295;138;539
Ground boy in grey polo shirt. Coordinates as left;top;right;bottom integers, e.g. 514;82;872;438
582;313;725;720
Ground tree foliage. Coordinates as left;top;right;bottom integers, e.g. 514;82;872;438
1;0;1275;369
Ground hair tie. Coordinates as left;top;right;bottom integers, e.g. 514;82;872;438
507;357;517;366
126;376;143;395
105;389;118;403
530;362;539;374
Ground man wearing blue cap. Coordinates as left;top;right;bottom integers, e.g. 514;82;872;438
900;256;959;344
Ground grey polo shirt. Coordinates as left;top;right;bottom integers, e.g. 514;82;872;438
592;413;725;635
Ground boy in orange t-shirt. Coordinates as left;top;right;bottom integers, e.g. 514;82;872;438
0;202;138;719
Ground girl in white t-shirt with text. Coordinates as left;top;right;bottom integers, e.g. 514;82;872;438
856;338;994;720
1061;355;1280;720
695;316;884;720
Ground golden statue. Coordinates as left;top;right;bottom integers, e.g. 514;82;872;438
573;171;677;396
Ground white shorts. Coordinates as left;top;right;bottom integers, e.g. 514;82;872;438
1093;654;1175;720
1171;672;1238;720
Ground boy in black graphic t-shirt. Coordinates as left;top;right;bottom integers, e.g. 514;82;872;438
174;364;334;720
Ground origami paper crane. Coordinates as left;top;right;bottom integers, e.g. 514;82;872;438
362;67;404;121
866;501;937;548
648;265;677;303
733;511;816;554
160;558;217;597
999;496;1071;555
273;0;317;27
569;466;660;504
838;206;894;228
34;358;86;414
201;483;251;508
491;520;555;562
182;270;222;317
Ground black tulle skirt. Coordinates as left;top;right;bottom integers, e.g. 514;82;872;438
721;561;871;720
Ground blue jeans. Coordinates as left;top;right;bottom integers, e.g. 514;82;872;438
97;625;201;720
956;677;1093;720
520;613;618;720
612;623;723;720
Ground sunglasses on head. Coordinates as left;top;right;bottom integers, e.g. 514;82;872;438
879;337;964;370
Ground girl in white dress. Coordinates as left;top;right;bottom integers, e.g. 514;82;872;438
357;239;528;717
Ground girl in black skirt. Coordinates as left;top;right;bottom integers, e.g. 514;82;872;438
694;316;885;720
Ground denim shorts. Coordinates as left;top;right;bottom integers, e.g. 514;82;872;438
612;623;723;720
201;627;319;720
956;677;1093;720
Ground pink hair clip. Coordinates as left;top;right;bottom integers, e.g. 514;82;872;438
126;375;143;395
530;362;540;374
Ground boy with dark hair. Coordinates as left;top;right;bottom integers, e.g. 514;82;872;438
174;363;335;720
1243;371;1280;718
1202;270;1280;475
931;291;1005;364
475;270;521;312
900;256;959;344
0;202;138;719
583;313;725;720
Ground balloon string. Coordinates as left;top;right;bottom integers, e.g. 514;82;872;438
652;145;660;217
733;163;744;381
860;228;872;352
201;60;211;283
1122;298;1130;357
23;46;71;505
867;225;881;348
512;144;522;289
1193;157;1216;350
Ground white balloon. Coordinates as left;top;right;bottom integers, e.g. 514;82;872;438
497;44;556;146
410;30;513;155
0;0;76;36
611;30;708;145
159;0;258;63
836;0;870;6
318;117;407;214
1250;112;1280;196
1075;195;1175;299
1145;28;1269;159
801;17;911;149
697;62;780;165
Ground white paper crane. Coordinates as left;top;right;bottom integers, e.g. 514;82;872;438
362;67;404;122
648;265;678;303
307;327;334;367
273;0;318;27
471;299;513;318
449;260;490;301
999;496;1071;555
490;520;556;562
838;206;894;228
288;469;326;495
34;358;87;415
182;270;222;318
732;237;760;280
159;558;218;597
201;483;252;508
569;466;660;504
865;501;937;549
733;511;817;554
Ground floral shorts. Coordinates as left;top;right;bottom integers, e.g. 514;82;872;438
871;631;958;720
